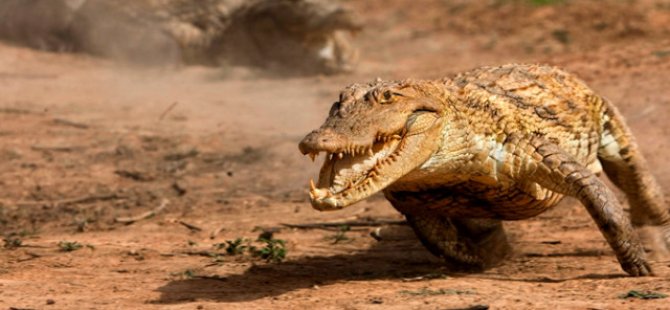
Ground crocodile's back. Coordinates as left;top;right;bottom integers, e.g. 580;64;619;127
386;64;611;217
445;64;605;168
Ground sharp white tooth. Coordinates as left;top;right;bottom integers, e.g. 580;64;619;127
338;153;344;159
322;197;339;208
310;178;316;191
368;148;374;156
392;134;401;140
311;187;331;200
328;153;333;160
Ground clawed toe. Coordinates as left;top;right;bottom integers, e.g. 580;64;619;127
622;260;653;277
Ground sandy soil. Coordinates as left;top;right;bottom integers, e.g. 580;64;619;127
1;1;670;309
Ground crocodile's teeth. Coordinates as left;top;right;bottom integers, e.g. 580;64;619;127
322;197;339;208
310;186;331;200
309;153;316;162
310;178;316;191
338;152;344;159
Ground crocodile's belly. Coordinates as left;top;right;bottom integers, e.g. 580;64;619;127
384;182;564;220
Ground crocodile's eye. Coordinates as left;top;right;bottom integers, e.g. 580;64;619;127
380;90;394;104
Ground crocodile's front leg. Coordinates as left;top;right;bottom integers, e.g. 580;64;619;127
404;214;510;271
384;188;512;271
523;135;651;276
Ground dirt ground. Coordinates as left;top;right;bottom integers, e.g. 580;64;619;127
1;1;670;309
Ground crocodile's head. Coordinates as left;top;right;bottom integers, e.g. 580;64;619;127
299;80;448;210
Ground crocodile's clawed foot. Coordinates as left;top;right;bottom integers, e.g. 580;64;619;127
621;259;653;277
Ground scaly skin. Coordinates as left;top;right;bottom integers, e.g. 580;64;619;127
299;64;670;276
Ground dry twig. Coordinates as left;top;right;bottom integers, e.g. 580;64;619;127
158;102;179;121
14;194;122;208
30;144;86;152
52;118;89;129
281;219;406;230
115;199;169;224
179;220;203;232
210;225;226;239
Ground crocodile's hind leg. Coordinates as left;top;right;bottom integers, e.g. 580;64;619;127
405;214;510;271
597;99;670;253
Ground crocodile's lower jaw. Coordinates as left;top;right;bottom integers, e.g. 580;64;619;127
309;195;341;211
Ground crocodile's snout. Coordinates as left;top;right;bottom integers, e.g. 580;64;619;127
299;129;347;155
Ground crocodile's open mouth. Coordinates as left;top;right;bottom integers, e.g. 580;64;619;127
305;132;405;210
300;110;443;210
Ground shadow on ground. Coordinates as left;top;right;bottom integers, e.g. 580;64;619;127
153;239;627;304
153;240;444;304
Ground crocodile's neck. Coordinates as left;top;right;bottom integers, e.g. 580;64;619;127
386;84;478;191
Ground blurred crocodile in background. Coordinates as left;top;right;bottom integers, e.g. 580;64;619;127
0;0;360;75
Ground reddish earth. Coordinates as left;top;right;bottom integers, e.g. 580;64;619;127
1;1;670;309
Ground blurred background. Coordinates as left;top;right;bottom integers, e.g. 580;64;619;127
1;0;669;309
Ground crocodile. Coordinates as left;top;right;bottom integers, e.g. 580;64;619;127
0;0;360;74
298;64;670;276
